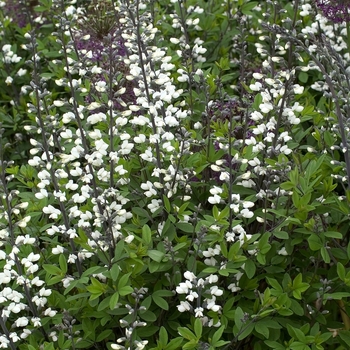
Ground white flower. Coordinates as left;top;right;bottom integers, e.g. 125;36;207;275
203;245;221;257
5;76;13;85
17;68;27;76
278;247;288;256
52;245;64;255
15;317;29;327
210;286;224;296
44;308;57;317
259;102;274;113
177;301;191;312
31;317;41;327
253;124;266;135
186;290;199;302
194;307;204;317
20;329;32;339
62;277;74;288
176;281;192;294
206;274;219;284
250;82;262;91
87;112;106;124
43;205;61;219
125;235;135;244
134;134;146;143
240;208;254;219
95;81;107;92
17;216;31;228
170;37;180;44
208;194;221;204
250;111;264;121
140;148;154;162
147;199;161;213
206;298;221;312
228;283;241;293
8;302;23;313
91;66;102;74
62;111;75;123
141;181;157;197
293;84;304;94
184;271;196;281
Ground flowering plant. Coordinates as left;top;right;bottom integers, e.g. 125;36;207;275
1;0;350;349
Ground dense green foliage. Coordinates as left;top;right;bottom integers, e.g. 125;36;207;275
1;0;350;349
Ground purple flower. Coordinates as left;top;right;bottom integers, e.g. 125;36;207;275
74;1;136;112
315;0;350;23
2;1;38;28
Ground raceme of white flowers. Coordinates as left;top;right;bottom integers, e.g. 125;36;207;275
0;0;328;347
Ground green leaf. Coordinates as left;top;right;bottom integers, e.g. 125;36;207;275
148;250;165;262
159;326;168;347
176;222;194;233
139;310;157;322
164;337;183;350
244;259;256;279
237;323;254;340
308;234;323;251
324;292;350;299
264;341;285;350
298;71;309;83
320;246;330;264
43;264;62;275
211;325;225;345
289;342;311;350
133;207;150;218
96;329;112;342
337;262;346;281
163;195;171;213
173;242;188;251
97;296;111;312
287;324;306;342
59;254;67;274
153;290;174;297
194;318;202;339
290;299;305;316
152;295;169;310
74;340;93;349
273;230;289;239
142;224;152;245
223;297;235;314
323;231;343;239
109;292;119;310
255;322;269;338
339;330;350;344
110;263;120;282
114;239;125;261
43;343;55;350
234;307;244;330
47;275;64;285
119;286;133;296
82;266;106;278
66;292;90;302
178;327;196;341
118;272;131;289
241;2;258;15
292;273;309;300
266;277;283;292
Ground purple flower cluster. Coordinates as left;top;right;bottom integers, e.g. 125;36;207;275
315;0;350;23
74;2;136;111
2;0;38;28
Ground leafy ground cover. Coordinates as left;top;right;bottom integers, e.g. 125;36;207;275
1;0;350;349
